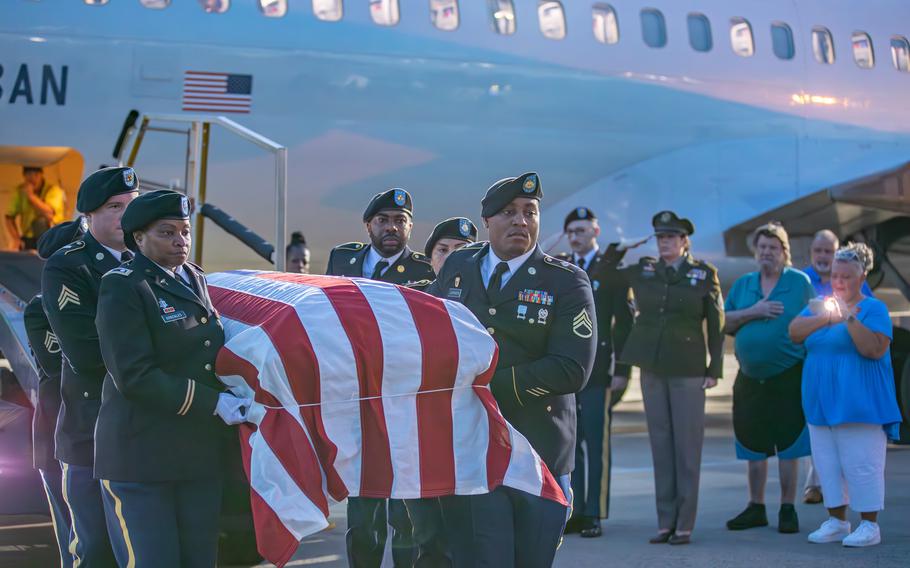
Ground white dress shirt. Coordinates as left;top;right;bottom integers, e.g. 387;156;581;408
362;246;405;279
481;246;536;289
573;244;599;272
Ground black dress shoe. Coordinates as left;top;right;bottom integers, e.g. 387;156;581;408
580;517;602;538
726;503;768;530
668;533;691;545
778;504;799;534
564;515;583;535
648;531;673;544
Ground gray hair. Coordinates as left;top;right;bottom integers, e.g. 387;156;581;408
813;229;839;247
834;242;874;274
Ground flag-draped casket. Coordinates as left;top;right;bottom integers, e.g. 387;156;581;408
207;271;566;567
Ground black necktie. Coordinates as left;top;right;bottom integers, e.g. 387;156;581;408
665;265;676;280
576;256;586;271
487;262;510;294
371;260;389;280
121;250;133;262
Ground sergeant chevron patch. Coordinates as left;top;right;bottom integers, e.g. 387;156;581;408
572;308;593;338
57;285;81;310
44;331;60;354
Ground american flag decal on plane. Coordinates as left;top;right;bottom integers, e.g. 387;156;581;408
182;71;253;114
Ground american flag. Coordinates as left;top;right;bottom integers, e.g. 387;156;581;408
182;71;253;114
208;271;566;567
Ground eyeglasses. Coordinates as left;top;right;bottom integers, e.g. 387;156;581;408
834;249;861;262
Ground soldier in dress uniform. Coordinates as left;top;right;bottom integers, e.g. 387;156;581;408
560;207;634;539
94;189;252;567
618;210;725;545
325;188;434;286
425;217;478;274
41;167;141;567
426;172;597;567
23;219;86;568
327;188;429;567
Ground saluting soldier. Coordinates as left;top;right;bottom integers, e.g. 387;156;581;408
326;188;430;568
94;190;251;567
561;207;634;539
24;219;86;568
42;167;140;568
618;211;725;545
426;172;597;567
325;188;433;286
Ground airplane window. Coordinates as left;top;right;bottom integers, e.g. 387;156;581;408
488;0;516;35
198;0;229;13
592;4;619;45
640;8;666;48
313;0;343;22
140;0;170;8
812;27;835;64
730;17;754;57
259;0;286;17
538;1;567;41
852;31;875;69
892;36;910;72
83;0;109;4
771;22;795;60
687;13;712;52
370;0;399;26
431;0;459;31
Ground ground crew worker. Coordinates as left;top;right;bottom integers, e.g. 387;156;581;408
42;167;140;567
94;189;251;567
427;172;597;567
5;165;66;250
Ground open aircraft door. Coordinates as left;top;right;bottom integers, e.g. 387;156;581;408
724;161;910;441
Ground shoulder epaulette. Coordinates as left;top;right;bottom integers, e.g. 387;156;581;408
334;242;365;251
462;241;485;250
62;241;85;255
185;261;205;273
411;251;431;264
104;267;133;277
543;254;576;273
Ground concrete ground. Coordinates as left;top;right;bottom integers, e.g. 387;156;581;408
2;370;908;567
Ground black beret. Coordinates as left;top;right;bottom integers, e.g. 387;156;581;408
36;217;87;259
652;210;695;236
424;217;478;256
481;172;542;218
121;190;191;252
75;167;139;213
564;207;597;230
363;188;413;222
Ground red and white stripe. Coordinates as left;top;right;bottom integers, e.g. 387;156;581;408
209;270;565;567
182;71;251;113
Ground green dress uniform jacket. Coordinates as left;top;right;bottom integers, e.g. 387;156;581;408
23;295;63;471
41;231;122;466
585;247;634;387
325;242;434;284
427;243;597;475
94;253;227;482
618;254;725;379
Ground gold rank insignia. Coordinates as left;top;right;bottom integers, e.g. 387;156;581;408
397;265;405;273
572;308;594;338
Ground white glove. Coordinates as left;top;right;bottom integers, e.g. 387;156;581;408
215;393;253;425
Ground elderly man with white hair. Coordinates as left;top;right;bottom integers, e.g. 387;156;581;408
789;243;903;547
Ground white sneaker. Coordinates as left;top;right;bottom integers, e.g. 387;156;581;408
842;520;881;547
808;517;851;543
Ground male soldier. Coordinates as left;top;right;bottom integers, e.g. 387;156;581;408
427;172;597;567
24;219;86;568
326;188;430;567
425;217;478;274
6;165;66;250
561;207;633;538
42;167;139;567
325;188;433;286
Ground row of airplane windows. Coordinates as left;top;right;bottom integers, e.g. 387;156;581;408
81;0;910;73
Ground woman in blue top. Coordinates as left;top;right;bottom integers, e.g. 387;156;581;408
789;243;902;548
724;223;815;535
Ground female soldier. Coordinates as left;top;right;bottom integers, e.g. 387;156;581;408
619;211;725;545
95;189;251;567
